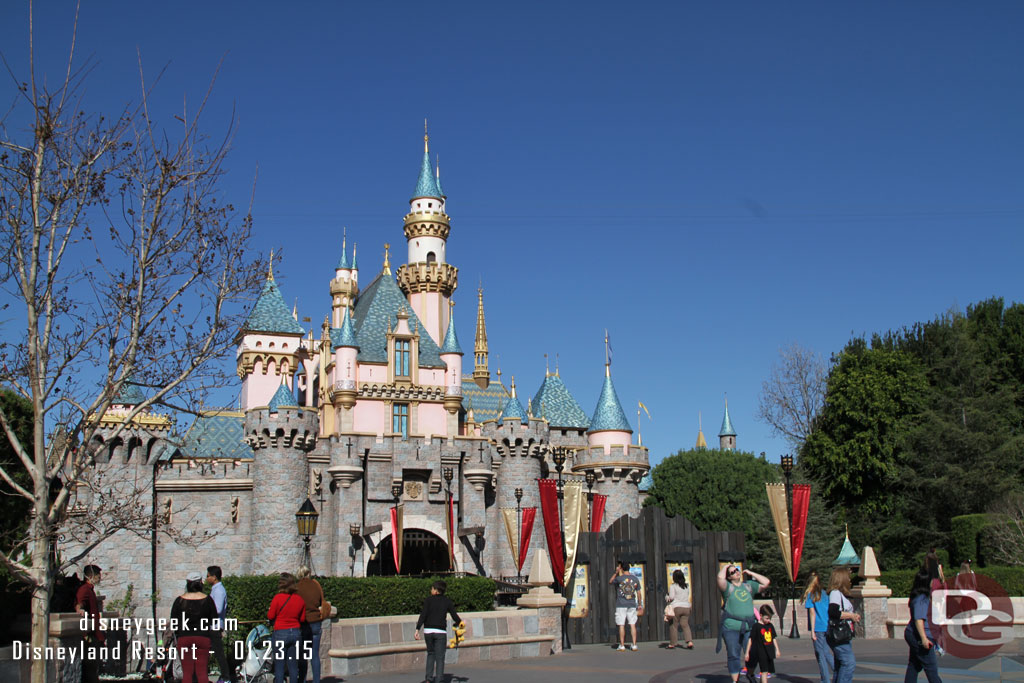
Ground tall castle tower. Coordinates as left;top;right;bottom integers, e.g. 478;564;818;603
473;287;490;388
396;129;458;345
718;398;737;450
330;235;359;327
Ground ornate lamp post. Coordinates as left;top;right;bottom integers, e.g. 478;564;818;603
514;487;524;581
781;454;799;639
550;446;571;650
296;498;320;575
443;466;454;493
391;482;402;506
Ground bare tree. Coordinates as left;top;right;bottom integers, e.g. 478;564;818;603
0;10;265;682
986;492;1024;567
756;342;827;447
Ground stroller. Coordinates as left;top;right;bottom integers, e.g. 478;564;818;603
237;623;274;683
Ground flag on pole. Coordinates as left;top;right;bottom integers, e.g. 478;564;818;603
638;401;651;420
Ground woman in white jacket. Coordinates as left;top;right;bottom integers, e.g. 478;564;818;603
665;569;693;649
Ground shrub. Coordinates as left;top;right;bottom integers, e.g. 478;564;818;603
950;514;992;566
220;575;495;644
880;566;1024;597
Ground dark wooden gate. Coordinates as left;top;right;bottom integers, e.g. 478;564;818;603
567;506;745;644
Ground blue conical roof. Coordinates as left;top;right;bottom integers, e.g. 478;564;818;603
336;242;350;270
243;278;305;335
719;401;736;437
499;393;529;424
531;373;589;429
267;382;297;412
588;370;632;433
331;308;358;349
834;534;861;567
112;381;145;405
413;147;442;200
435;161;445;198
440;315;462;355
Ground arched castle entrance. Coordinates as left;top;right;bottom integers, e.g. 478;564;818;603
367;528;450;576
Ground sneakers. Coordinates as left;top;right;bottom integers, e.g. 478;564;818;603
630;644;638;651
616;644;626;651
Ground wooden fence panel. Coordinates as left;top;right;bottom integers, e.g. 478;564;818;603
566;507;746;645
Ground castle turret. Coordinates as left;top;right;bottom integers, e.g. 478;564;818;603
237;262;306;411
330;308;359;426
330;234;359;327
439;304;463;431
718;398;737;450
396;129;458;345
696;412;708;449
472;287;490;389
246;378;318;574
572;359;649;530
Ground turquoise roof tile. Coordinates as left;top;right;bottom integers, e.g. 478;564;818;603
588;372;632;433
336;243;350;270
435;164;445;198
530;374;589;429
413;150;442;200
112;382;145;405
440;315;463;355
499;392;528;424
180;411;253;460
719;402;737;437
351;246;358;270
331;309;359;349
351;272;445;368
461;378;509;422
267;382;298;412
243;278;305;335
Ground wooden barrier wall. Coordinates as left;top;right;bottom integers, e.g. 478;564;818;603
566;506;745;645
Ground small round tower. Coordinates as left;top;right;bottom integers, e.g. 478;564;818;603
246;379;319;574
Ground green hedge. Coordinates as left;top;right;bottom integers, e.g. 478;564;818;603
220;575;495;642
879;566;1024;597
950;514;992;566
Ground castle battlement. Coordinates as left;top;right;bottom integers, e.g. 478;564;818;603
244;406;318;452
571;443;649;476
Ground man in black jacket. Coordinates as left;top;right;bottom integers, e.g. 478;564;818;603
414;580;462;683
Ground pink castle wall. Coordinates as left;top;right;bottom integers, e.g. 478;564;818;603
587;430;632;453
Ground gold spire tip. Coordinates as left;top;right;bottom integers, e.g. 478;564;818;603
424;118;429;153
383;243;391;274
268;249;275;279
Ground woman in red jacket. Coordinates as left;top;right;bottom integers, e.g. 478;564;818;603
267;572;306;683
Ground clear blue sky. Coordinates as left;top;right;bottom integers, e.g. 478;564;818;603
4;1;1022;466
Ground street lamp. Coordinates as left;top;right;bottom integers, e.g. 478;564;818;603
780;454;799;639
514;487;524;581
549;446;571;650
443;466;454;491
584;471;596;532
296;498;320;575
391;483;402;506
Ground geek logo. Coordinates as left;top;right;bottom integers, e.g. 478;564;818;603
931;574;1016;659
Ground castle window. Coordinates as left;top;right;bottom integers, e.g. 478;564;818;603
426;252;436;263
395;339;411;377
393;403;409;437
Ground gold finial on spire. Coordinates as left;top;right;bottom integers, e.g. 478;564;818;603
545;353;550;377
555;353;560;377
604;329;612;376
268;249;275;279
383;243;391;274
510;375;516;398
424;118;429;153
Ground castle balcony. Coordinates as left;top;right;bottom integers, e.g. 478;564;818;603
402;211;451;241
570;443;649;476
395;261;458;296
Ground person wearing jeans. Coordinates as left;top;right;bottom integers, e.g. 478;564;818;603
904;569;943;683
827;568;861;683
802;572;834;683
267;573;307;683
296;566;325;683
716;564;770;682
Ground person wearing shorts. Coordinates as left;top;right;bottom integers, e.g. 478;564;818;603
610;560;643;651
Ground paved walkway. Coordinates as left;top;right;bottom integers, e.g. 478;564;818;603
322;637;1024;683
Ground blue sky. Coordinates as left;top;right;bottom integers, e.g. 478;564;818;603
3;1;1022;466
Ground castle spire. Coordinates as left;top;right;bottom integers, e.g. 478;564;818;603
696;411;707;449
473;285;490;388
268;249;275;280
336;229;349;270
383;243;391;275
413;121;441;200
718;396;737;450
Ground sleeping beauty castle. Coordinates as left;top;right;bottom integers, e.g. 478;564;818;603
71;132;656;612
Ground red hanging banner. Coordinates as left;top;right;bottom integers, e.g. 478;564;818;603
519;507;537;572
590;494;608;533
791;484;811;581
537;479;565;586
446;492;456;570
390;504;404;574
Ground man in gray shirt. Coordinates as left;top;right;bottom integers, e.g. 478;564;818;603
609;560;643;651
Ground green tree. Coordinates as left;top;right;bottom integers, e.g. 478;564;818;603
801;339;928;517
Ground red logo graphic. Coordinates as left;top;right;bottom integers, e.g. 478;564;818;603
931;574;1016;659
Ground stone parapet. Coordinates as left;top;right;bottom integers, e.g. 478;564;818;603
570;443;649;476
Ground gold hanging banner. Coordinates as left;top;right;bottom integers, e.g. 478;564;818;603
765;483;792;581
562;481;585;586
501;508;519;570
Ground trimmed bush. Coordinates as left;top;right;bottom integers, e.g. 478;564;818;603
880;566;1024;597
221;575;495;643
950;514;992;566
